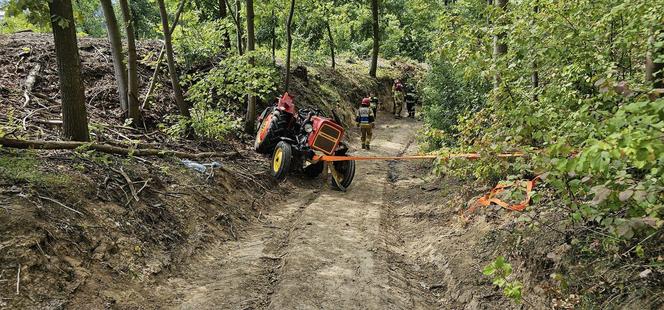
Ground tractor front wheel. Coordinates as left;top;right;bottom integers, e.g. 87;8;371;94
331;159;356;191
304;161;325;178
271;141;292;180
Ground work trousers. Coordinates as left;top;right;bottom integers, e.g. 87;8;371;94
360;124;373;146
393;93;404;116
406;101;415;117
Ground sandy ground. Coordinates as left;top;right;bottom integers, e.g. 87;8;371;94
147;110;512;310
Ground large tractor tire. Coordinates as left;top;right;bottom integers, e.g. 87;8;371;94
331;159;356;191
271;141;292;180
255;110;288;154
303;161;325;178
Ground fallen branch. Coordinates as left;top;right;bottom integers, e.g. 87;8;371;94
0;138;236;160
115;168;139;203
15;263;20;295
23;64;42;107
38;195;85;216
32;92;61;106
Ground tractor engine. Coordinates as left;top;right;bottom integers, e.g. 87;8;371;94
307;116;344;155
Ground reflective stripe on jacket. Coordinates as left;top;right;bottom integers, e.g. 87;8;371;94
356;106;375;124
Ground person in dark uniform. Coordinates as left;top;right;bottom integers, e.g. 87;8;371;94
369;92;379;116
404;83;418;118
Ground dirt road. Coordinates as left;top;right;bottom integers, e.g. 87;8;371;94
153;112;509;309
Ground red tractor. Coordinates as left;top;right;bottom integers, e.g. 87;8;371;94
254;93;356;191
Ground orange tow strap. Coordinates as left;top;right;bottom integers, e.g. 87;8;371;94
469;176;541;214
313;152;525;162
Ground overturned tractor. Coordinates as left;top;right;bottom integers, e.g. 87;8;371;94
254;93;356;191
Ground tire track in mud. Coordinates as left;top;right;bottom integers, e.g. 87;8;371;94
379;132;442;309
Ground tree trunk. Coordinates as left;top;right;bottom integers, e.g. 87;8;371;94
235;0;244;55
0;137;236;160
646;30;664;89
48;0;89;141
271;8;276;65
244;0;256;133
493;0;508;88
531;4;539;101
369;0;379;78
219;0;232;49
158;0;190;117
119;0;141;125
326;20;336;69
142;0;186;110
285;0;295;91
100;0;128;112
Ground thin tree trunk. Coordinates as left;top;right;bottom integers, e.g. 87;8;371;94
326;20;336;69
531;4;539;101
271;8;276;65
369;0;379;77
158;0;190;117
219;0;232;49
285;0;295;91
48;0;89;141
244;0;256;133
119;0;141;125
100;0;128;112
646;30;664;89
235;0;243;55
493;0;508;88
142;0;186;110
142;45;164;110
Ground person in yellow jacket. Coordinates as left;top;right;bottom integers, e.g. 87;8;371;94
392;79;404;119
356;97;375;150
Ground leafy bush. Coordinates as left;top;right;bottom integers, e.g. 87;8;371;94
0;15;48;33
421;57;488;135
174;19;232;70
164;102;241;141
483;256;523;304
185;52;279;111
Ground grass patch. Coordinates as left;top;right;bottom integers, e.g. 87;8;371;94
0;151;72;188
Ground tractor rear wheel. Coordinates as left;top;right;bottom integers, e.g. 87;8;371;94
255;110;288;154
331;159;356;191
271;141;292;180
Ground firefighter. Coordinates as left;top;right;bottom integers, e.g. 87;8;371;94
369;92;379;116
404;83;418;118
392;79;404;119
356;97;375;150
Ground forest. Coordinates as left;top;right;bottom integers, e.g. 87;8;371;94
0;0;662;308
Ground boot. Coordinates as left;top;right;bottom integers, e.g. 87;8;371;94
366;144;370;150
362;144;367;150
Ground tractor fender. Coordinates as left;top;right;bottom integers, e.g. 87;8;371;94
277;137;297;144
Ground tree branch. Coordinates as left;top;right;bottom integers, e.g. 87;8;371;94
0;138;237;160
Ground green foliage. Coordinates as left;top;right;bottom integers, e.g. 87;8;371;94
0;14;49;33
164;102;241;141
421;57;489;136
129;0;161;39
173;19;231;69
0;152;72;188
483;256;523;303
185;52;279;110
71;0;105;36
423;0;664;240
